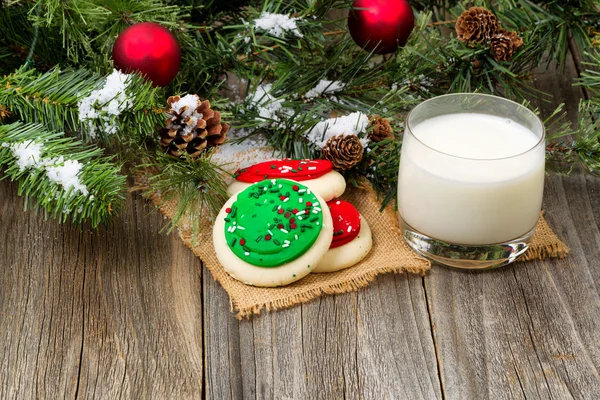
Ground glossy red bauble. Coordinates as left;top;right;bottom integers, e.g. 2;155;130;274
112;22;181;87
348;0;415;55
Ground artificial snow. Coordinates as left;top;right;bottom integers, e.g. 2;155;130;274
211;129;282;175
305;112;370;148
10;140;44;171
247;84;285;123
254;13;303;38
168;94;204;135
78;69;133;138
305;80;345;99
46;158;89;196
170;94;200;118
6;139;90;196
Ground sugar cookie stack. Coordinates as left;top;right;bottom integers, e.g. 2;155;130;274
213;160;373;287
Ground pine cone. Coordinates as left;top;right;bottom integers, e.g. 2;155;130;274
321;134;364;170
368;115;394;142
455;7;499;45
160;94;230;158
490;30;524;61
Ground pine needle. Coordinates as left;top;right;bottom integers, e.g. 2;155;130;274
0;122;126;227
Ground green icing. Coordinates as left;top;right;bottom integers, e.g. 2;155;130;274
224;179;323;267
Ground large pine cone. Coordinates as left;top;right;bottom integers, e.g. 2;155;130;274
321;134;364;170
490;30;524;61
160;95;230;158
455;7;499;45
368;115;394;142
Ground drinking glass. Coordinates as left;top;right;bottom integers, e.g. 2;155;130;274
398;93;545;269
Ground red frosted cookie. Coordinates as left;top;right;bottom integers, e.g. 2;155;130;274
313;199;373;273
227;159;346;201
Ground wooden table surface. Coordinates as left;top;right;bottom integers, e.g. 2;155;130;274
2;51;600;399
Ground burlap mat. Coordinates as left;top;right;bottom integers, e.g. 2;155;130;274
140;177;569;318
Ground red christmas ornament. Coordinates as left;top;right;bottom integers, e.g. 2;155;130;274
348;0;415;55
112;22;181;87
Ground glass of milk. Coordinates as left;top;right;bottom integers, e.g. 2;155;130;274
398;93;545;269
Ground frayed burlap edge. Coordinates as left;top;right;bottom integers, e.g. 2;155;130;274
181;224;428;318
135;172;430;318
135;172;569;319
522;211;569;261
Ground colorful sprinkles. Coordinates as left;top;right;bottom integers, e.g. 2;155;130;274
224;179;323;267
327;199;361;249
233;159;332;183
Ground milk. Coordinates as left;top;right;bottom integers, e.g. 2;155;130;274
398;113;545;245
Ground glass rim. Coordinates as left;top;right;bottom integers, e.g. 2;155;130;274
405;93;546;161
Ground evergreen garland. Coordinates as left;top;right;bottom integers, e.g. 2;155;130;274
0;0;598;228
0;122;125;227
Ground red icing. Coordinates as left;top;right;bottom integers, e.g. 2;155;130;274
233;159;332;183
327;200;361;249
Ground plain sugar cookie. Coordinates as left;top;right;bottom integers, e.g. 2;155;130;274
313;199;373;273
213;178;333;287
227;159;346;201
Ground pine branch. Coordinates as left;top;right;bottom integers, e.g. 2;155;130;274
0;2;65;72
557;50;600;175
27;0;189;64
577;51;600;96
0;121;126;227
142;151;229;238
355;136;403;210
545;101;600;175
0;66;165;145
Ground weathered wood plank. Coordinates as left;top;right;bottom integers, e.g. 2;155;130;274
0;179;205;399
0;180;83;400
203;271;443;399
3;30;600;400
75;191;205;399
354;274;442;399
425;54;600;399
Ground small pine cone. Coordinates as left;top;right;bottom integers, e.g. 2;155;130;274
368;115;394;142
321;134;364;171
490;30;524;61
455;7;499;45
160;95;230;159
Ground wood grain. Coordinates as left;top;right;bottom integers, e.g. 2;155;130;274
0;180;205;399
424;54;600;399
2;45;600;400
0;181;83;399
203;272;442;399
